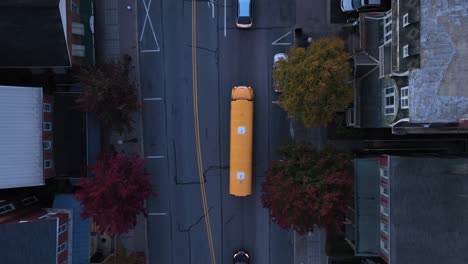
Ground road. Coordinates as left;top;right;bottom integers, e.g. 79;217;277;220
137;0;295;263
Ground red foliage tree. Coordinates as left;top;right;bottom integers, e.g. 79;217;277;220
261;144;353;234
76;56;141;134
75;152;154;236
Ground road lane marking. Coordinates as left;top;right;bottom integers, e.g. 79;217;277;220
192;1;217;263
146;155;165;159
207;0;215;19
143;97;163;101
148;213;168;216
272;31;292;46
140;0;161;52
224;0;227;37
141;49;160;53
289;120;295;139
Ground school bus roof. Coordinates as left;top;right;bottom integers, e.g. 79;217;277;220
230;86;254;196
232;86;254;101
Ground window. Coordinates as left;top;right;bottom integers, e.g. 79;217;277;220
43;122;52;131
58;223;68;234
0;203;15;214
380;185;389;197
380;168;388;178
384;87;395;115
384;24;391;33
22;196;38;206
346;108;355;126
401;86;409;109
379;45;386;78
380;220;389;234
384;16;391;24
72;44;85;57
381;239;389;253
43;141;52;150
71;0;79;14
44;160;53;169
403;45;409;58
385;87;394;95
383;11;392;45
381;204;389;216
403;13;409;27
72;22;85;36
57;242;67;253
43;103;52;112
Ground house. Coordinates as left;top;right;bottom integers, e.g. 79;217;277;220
54;194;90;264
0;85;55;189
0;0;95;70
0;194;72;264
53;194;115;264
348;155;468;264
0;192;113;264
348;0;468;134
0;84;102;188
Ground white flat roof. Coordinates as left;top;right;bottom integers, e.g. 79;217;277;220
0;85;44;189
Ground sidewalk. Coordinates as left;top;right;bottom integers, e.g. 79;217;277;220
295;0;343;42
94;0;148;257
292;1;352;263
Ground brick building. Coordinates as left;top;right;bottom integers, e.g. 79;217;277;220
0;194;72;264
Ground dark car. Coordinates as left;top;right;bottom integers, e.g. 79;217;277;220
236;0;253;28
233;250;250;264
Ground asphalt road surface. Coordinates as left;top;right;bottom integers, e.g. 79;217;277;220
138;0;295;263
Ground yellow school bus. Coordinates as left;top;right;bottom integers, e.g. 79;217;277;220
230;86;254;196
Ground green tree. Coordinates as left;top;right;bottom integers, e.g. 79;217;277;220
76;56;141;133
273;37;352;127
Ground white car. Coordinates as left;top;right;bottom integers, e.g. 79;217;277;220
273;53;288;92
236;0;253;28
341;0;381;12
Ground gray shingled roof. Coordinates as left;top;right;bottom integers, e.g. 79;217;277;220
0;219;57;264
354;17;385;128
389;156;468;264
357;69;384;128
409;1;468;123
0;0;70;67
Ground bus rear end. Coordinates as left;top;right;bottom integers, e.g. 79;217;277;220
230;86;254;196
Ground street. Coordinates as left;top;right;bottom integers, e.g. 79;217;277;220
138;0;295;263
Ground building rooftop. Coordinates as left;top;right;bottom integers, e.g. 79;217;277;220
389;156;468;264
0;86;44;189
351;159;380;256
0;219;57;264
409;1;468;123
0;0;70;68
354;16;385;128
54;194;90;264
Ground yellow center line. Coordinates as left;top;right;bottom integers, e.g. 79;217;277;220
192;1;217;264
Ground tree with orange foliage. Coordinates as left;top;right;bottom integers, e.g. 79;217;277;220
273;37;352;127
